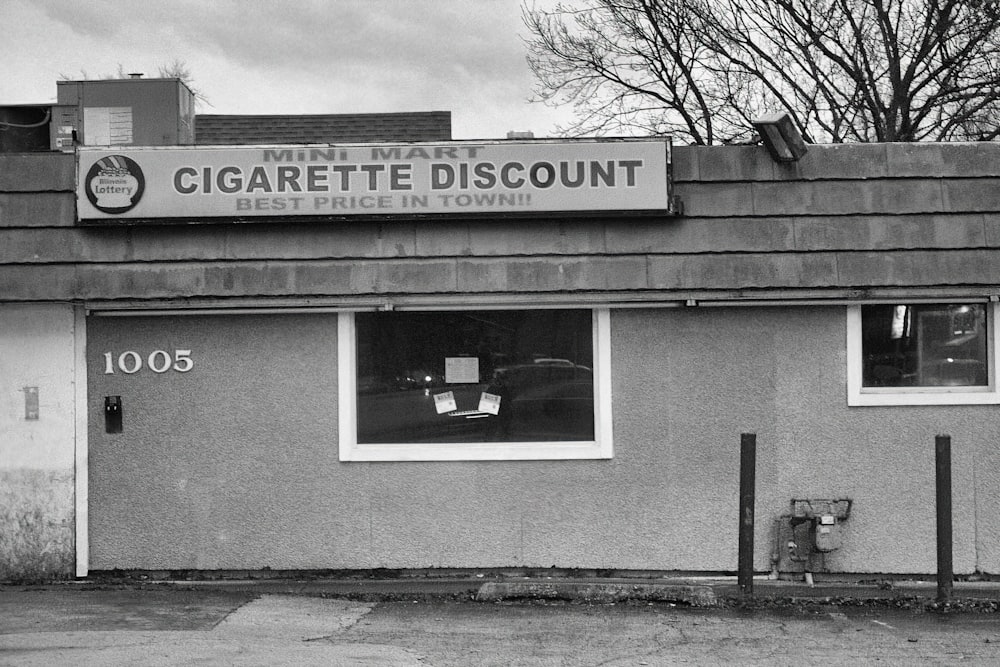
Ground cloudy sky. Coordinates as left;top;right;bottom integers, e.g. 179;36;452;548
2;0;576;140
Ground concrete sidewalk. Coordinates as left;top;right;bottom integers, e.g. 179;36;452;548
5;573;998;609
156;573;999;607
476;575;1000;608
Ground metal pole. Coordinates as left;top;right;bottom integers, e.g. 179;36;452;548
935;434;953;603
738;433;757;596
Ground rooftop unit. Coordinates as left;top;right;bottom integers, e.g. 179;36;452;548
56;77;195;149
1;76;449;152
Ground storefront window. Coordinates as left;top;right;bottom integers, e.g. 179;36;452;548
847;302;1000;406
338;308;613;460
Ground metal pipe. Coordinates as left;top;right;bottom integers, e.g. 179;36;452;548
738;433;757;596
769;514;791;579
936;435;953;603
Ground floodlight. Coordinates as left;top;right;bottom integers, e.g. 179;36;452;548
752;113;808;162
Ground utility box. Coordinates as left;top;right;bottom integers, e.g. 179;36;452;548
773;498;852;578
792;498;851;553
814;514;842;552
49;104;78;151
56;77;195;148
0;105;53;152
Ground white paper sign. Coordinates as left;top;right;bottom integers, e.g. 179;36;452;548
478;392;501;415
433;391;457;414
446;357;480;383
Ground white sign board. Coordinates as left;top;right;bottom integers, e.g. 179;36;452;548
76;139;672;222
433;391;457;414
478;392;501;415
445;357;480;384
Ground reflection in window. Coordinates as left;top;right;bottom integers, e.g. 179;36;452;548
355;309;594;444
861;304;988;388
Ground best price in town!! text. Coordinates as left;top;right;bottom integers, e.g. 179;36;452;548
234;192;534;211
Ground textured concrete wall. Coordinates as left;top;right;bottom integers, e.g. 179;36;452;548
0;304;77;581
87;308;998;574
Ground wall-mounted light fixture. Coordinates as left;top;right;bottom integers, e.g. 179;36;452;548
752;113;808;163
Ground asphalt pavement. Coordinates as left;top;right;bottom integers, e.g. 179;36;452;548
2;575;999;665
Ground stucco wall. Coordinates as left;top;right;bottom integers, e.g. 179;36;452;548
87;308;997;574
614;307;987;574
0;304;77;581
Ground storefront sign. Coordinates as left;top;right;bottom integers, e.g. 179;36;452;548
76;139;673;222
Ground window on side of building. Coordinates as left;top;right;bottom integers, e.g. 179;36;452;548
338;308;613;461
847;302;1000;406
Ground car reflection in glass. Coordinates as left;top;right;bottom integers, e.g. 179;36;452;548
394;370;445;392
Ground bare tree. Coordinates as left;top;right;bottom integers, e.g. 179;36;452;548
524;0;1000;143
157;59;210;108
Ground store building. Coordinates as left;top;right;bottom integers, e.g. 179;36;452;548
3;77;1000;580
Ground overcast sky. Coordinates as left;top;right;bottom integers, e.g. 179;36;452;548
2;0;575;140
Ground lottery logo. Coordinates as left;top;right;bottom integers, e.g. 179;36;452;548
85;155;145;214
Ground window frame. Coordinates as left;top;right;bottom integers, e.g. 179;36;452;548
338;307;613;461
847;301;1000;406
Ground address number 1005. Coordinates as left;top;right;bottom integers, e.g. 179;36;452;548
103;350;194;374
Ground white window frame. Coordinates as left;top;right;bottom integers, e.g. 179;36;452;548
847;302;1000;406
338;308;614;461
